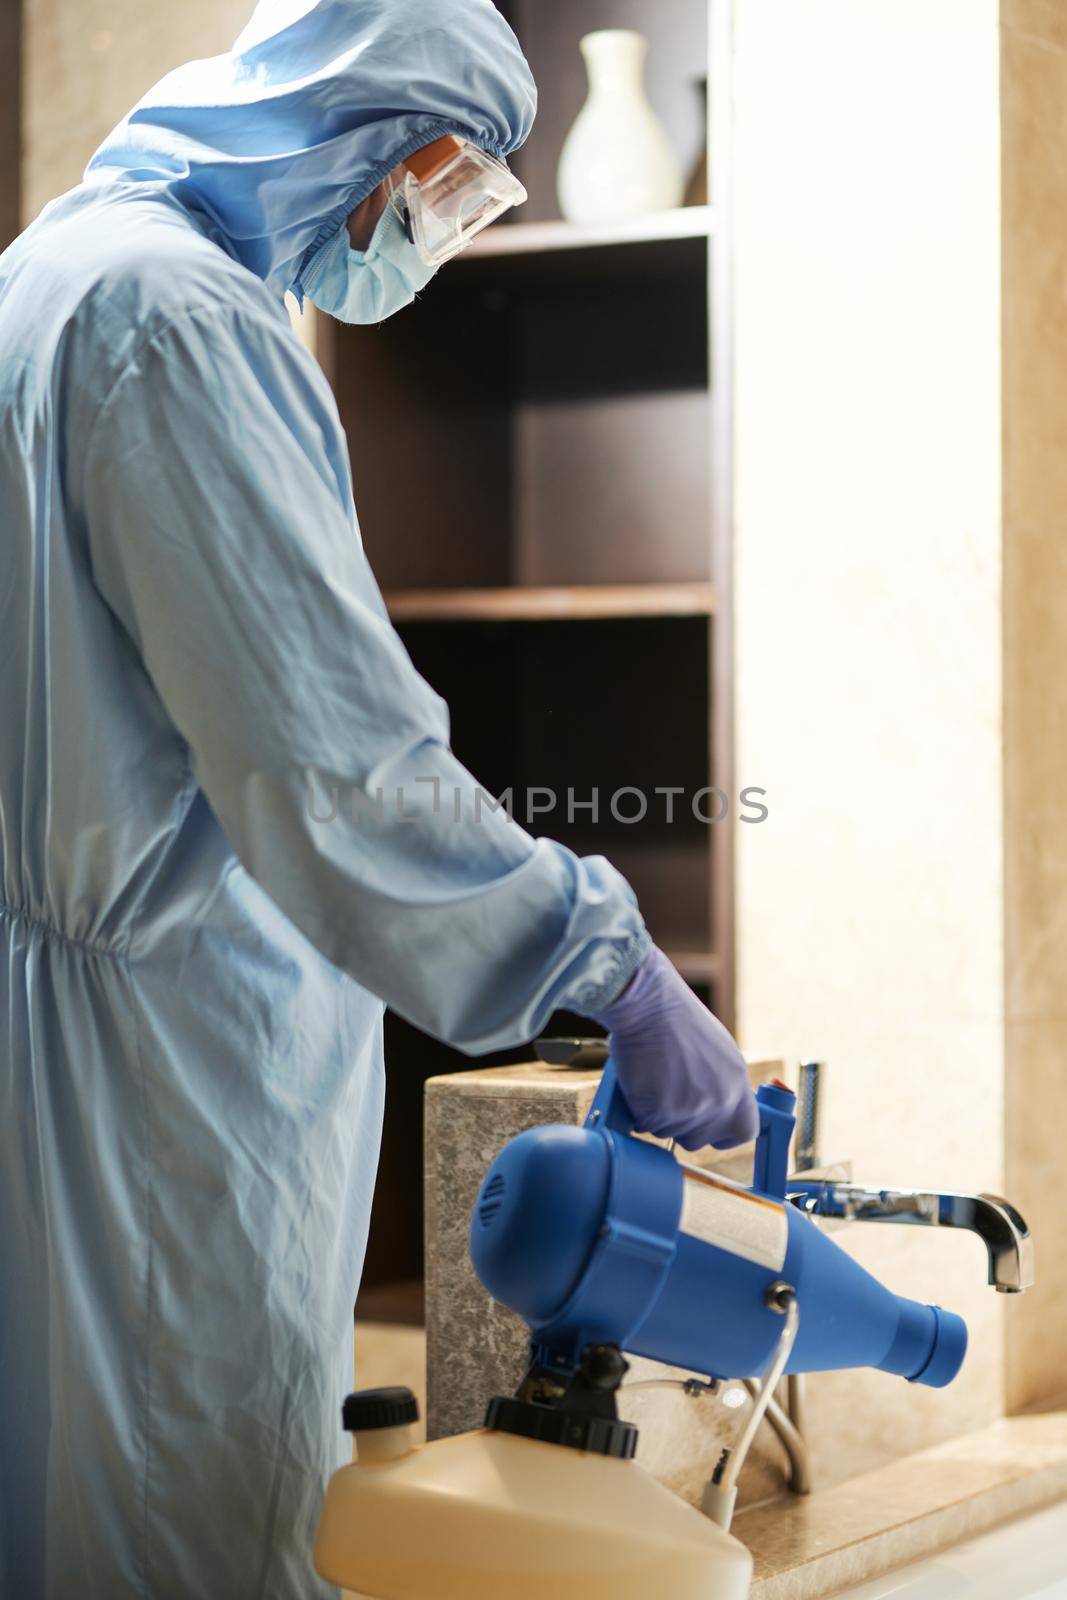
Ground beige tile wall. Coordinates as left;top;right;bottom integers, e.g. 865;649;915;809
1004;0;1067;55
732;0;1011;1465
1001;0;1067;1414
734;0;1067;1432
20;2;323;404
22;0;254;225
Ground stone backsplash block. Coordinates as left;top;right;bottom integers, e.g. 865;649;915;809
424;1064;602;1439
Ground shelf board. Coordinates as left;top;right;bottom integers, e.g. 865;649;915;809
385;583;716;625
464;205;712;260
447;206;711;286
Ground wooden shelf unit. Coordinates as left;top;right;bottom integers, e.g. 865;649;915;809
317;0;736;1309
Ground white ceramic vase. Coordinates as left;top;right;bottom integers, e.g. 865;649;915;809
557;29;683;225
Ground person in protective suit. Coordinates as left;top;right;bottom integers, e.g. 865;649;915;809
0;2;757;1594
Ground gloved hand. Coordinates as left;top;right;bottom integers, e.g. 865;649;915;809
591;945;759;1151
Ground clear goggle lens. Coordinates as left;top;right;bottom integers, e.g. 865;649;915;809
386;138;527;268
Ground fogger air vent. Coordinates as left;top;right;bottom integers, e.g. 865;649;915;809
478;1172;507;1229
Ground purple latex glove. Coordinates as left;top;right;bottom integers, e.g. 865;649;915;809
590;945;759;1151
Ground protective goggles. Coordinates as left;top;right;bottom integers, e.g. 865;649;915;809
385;135;527;268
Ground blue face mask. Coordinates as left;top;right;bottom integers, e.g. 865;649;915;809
300;203;437;323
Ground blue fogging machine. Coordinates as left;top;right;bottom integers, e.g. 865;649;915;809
467;1062;1021;1515
474;1068;968;1394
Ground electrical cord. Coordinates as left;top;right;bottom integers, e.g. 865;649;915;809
700;1291;799;1530
742;1378;812;1495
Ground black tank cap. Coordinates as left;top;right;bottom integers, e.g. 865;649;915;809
484;1395;638;1459
342;1386;420;1432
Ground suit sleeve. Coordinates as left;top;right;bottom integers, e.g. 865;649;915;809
81;304;649;1051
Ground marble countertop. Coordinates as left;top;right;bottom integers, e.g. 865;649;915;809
739;1406;1067;1599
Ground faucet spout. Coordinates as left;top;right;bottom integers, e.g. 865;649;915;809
787;1182;1034;1294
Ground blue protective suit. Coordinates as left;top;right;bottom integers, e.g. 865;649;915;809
0;4;650;1594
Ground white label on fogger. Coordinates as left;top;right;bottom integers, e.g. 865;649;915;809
678;1168;788;1273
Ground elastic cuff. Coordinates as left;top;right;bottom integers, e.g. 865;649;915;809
567;926;652;1018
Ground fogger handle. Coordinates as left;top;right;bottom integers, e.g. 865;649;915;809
583;1058;635;1136
587;1063;798;1206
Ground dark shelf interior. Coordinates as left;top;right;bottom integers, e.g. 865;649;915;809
358;616;716;1295
336;263;710;594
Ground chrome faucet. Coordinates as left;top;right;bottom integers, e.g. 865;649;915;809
784;1059;1033;1295
786;1181;1034;1293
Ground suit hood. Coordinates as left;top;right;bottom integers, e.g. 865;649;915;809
86;0;536;297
